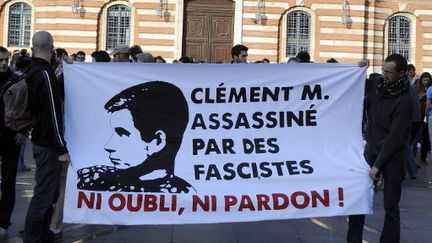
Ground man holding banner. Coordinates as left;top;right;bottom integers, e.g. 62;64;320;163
23;31;70;243
348;54;414;243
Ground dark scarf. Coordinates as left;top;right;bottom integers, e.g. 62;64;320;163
377;76;409;98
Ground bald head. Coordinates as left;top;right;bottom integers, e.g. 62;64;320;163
32;31;53;53
32;31;53;62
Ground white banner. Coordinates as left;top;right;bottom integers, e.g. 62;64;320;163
63;63;372;225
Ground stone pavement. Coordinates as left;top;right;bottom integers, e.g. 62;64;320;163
1;141;431;243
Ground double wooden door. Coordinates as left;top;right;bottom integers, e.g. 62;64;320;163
183;0;234;63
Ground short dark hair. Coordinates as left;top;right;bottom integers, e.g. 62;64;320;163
77;51;86;56
385;54;408;72
0;46;8;54
91;50;111;62
231;44;248;59
407;64;416;71
129;45;143;60
15;55;32;70
155;56;166;63
178;56;191;63
326;58;338;63
20;49;28;56
55;48;68;58
296;52;310;63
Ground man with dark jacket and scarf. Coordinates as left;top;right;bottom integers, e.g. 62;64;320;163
347;54;414;243
0;46;21;238
22;31;70;243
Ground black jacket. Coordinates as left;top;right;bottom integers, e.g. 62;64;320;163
0;68;18;132
26;57;68;156
364;75;414;169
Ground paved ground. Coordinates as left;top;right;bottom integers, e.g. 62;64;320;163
1;141;432;243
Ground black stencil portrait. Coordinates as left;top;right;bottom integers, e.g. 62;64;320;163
77;81;194;193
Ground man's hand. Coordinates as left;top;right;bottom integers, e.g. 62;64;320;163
14;133;27;145
58;153;70;162
358;59;369;68
369;166;380;180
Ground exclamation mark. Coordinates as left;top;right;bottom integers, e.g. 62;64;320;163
338;187;344;207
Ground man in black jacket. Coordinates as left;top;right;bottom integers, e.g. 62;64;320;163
0;46;21;238
23;31;70;243
347;54;414;243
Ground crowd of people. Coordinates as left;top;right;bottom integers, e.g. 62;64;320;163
0;30;429;243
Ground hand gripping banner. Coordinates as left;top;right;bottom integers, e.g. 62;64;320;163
63;63;372;225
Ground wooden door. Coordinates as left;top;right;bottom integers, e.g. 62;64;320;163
183;0;234;63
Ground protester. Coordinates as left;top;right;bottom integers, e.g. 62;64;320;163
0;46;21;238
13;55;31;76
70;53;77;61
129;45;143;62
418;72;432;164
287;57;300;64
296;51;311;63
49;162;68;241
9;52;21;72
155;56;166;63
178;56;192;63
110;45;130;62
14;55;32;173
231;44;248;63
48;47;70;240
135;52;154;63
406;80;421;179
348;54;414;243
53;48;69;101
23;30;70;243
424;73;432;165
75;51;86;62
327;58;338;63
407;64;420;84
91;50;111;62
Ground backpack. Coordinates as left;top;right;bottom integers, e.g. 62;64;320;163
2;69;39;132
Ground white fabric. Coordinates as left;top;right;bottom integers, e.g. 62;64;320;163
63;63;372;225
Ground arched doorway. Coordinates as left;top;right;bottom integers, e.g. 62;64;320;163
182;0;234;63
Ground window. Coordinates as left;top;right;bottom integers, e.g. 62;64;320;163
8;2;32;47
286;10;311;57
106;4;131;50
388;16;411;61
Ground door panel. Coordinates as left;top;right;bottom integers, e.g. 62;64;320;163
183;0;234;63
211;16;232;39
186;42;207;61
210;42;231;63
186;16;207;39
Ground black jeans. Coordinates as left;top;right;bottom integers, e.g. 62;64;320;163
23;145;61;243
347;150;403;243
0;128;21;229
